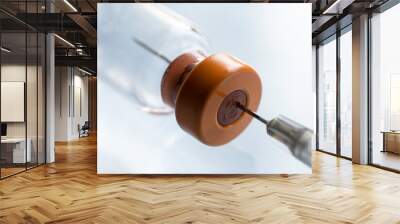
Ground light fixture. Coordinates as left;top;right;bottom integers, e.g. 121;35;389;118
78;67;93;76
54;34;75;48
1;47;11;53
63;0;78;12
76;48;86;56
322;0;354;15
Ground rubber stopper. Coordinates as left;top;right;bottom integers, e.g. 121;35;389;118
161;52;262;146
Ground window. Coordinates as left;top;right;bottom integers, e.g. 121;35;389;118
318;37;337;154
371;3;400;171
340;29;352;158
390;74;400;130
317;27;353;159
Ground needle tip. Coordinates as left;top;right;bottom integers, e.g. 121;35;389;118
236;103;269;125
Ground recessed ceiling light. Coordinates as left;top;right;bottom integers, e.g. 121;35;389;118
1;47;11;53
78;67;93;76
323;0;354;15
54;34;75;48
63;0;78;12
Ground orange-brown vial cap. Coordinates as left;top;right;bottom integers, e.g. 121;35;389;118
173;53;262;146
161;51;205;108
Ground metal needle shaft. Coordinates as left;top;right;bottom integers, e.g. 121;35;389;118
133;37;172;64
236;103;269;125
238;103;312;167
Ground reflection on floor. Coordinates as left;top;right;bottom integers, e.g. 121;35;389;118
341;147;352;158
0;162;42;178
0;135;400;223
373;150;400;171
0;167;25;178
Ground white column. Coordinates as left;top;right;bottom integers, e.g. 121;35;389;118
46;33;55;163
352;14;369;164
45;0;56;163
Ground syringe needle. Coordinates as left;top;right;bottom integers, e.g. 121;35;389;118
237;102;312;167
133;37;172;64
236;103;269;125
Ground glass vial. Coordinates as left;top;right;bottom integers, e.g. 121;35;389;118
106;4;210;115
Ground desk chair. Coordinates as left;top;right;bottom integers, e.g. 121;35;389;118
79;121;90;138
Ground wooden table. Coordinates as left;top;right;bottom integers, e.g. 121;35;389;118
381;131;400;154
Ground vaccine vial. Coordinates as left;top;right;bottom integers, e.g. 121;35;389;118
99;4;262;146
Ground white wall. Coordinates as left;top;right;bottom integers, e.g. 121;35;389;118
1;65;41;138
55;67;89;141
71;72;89;138
1;65;26;137
55;67;68;141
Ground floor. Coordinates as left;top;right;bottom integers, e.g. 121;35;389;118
1;163;43;179
0;167;25;178
0;135;400;223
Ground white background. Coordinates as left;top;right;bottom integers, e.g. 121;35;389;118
98;4;313;174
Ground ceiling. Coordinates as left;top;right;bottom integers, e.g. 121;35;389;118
0;0;395;74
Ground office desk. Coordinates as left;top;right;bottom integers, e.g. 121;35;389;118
1;138;31;164
382;131;400;154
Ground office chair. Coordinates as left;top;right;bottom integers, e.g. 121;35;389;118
79;121;90;138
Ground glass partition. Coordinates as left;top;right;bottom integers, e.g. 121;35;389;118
0;1;46;179
317;36;337;154
38;32;45;165
339;29;352;158
27;31;38;169
0;31;28;177
26;0;44;169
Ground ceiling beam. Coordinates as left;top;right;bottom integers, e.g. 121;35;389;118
13;13;83;32
67;13;97;46
55;55;96;69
